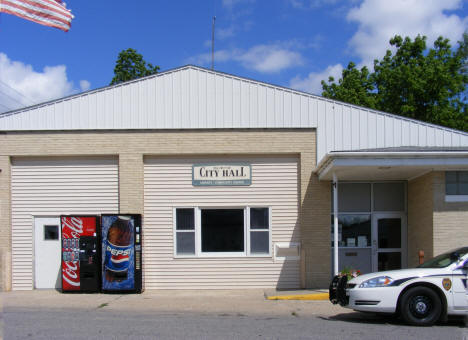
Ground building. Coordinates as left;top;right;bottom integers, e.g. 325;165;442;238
0;65;467;291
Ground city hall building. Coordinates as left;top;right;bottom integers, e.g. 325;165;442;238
0;65;467;291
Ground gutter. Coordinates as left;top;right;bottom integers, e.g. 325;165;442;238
315;151;468;176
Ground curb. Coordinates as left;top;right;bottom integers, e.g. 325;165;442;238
266;293;329;301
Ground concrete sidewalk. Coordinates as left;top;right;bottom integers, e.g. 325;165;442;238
1;289;345;318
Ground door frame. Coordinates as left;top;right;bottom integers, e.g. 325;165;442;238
371;212;407;272
33;216;61;289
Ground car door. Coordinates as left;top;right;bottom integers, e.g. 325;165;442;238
451;260;468;311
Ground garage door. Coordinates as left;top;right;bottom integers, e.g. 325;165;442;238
144;156;300;289
11;157;119;290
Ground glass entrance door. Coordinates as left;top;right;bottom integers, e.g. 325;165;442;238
372;213;407;272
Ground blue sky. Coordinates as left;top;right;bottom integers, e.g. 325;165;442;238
0;0;467;113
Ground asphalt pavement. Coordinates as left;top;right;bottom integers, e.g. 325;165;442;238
1;290;467;340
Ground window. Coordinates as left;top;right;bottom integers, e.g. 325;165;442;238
201;209;244;252
249;208;269;254
175;209;195;255
174;207;271;257
446;171;468;198
373;183;405;212
331;183;371;212
330;215;371;247
331;182;406;213
44;225;59;240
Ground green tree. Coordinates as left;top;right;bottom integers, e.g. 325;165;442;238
321;35;468;132
110;48;160;85
322;62;377;110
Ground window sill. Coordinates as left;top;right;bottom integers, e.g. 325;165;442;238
445;195;468;203
331;246;372;249
174;254;272;259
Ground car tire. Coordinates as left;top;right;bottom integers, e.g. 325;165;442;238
399;286;442;326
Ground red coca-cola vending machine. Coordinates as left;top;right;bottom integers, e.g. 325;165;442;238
61;216;101;292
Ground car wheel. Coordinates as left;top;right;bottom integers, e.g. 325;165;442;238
399;286;442;326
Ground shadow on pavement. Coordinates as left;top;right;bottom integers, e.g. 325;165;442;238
319;312;467;328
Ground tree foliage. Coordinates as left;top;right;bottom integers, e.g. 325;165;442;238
321;35;468;132
110;48;160;85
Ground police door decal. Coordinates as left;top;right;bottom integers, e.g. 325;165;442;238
102;215;135;290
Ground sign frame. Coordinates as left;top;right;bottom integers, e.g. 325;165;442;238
192;163;252;186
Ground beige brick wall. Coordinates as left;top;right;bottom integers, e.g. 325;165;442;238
302;174;331;287
0;129;331;290
0;156;11;291
408;171;468;266
119;153;144;214
407;173;434;267
432;172;468;256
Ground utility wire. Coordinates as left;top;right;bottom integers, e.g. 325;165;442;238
0;88;28;108
0;79;35;105
0;101;13;112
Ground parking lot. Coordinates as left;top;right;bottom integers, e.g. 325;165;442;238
1;290;467;339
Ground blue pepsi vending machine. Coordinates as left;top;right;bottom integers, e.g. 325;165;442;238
101;214;142;293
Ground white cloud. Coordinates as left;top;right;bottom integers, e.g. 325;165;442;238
222;0;254;9
218;26;236;40
0;53;90;113
216;20;253;41
289;0;341;9
237;45;304;72
289;64;343;95
290;0;468;95
347;0;468;67
188;50;233;67
79;80;91;92
188;43;304;73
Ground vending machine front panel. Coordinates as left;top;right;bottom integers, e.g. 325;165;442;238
101;214;142;293
61;216;100;292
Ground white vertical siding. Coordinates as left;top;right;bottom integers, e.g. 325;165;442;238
11;157;119;290
143;156;300;289
1;66;467;163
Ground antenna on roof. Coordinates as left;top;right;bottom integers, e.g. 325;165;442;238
211;16;216;70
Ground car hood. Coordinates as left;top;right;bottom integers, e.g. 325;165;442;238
348;267;452;285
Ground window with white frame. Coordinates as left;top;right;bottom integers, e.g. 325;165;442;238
249;208;270;254
175;208;196;255
174;207;271;256
201;209;244;252
446;171;468;196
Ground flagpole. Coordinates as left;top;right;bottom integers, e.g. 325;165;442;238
211;16;216;70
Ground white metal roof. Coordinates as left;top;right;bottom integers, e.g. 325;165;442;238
1;65;467;163
316;149;468;181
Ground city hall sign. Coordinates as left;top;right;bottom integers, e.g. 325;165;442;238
192;164;251;186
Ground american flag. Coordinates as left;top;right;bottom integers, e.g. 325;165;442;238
0;0;74;32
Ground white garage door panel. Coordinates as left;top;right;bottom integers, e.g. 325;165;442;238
144;156;300;289
11;157;119;290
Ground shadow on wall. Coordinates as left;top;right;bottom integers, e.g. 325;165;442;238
275;219;301;290
301;174;331;289
275;170;332;290
55;266;62;291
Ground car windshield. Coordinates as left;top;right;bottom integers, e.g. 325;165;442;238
418;247;468;268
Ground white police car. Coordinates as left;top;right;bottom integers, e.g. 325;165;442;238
330;247;468;326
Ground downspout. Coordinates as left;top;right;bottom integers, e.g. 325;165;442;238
333;173;339;275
